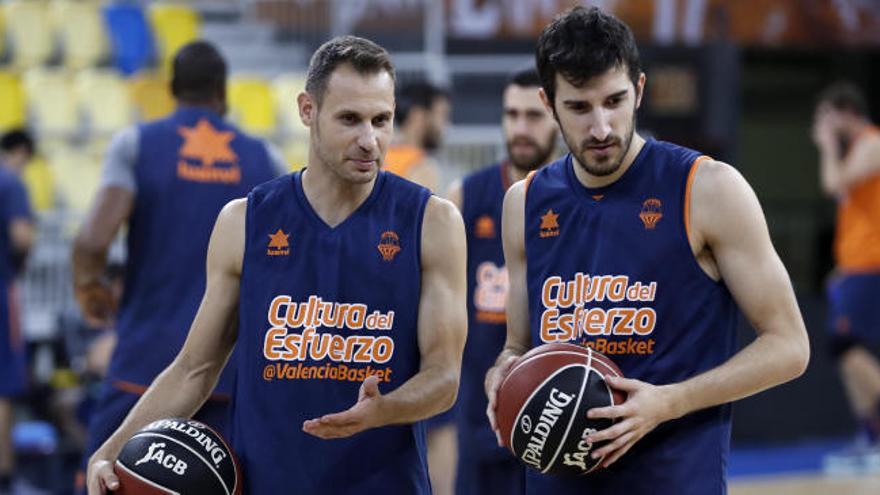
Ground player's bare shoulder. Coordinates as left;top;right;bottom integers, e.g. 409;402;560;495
209;198;248;274
421;196;466;266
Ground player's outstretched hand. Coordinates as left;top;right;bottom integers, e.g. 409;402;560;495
583;376;680;468
302;375;384;439
484;353;519;447
86;457;120;494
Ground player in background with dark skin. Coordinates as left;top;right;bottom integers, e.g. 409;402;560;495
86;36;467;495
0;130;36;495
813;82;880;471
446;66;558;495
72;40;283;493
485;7;809;494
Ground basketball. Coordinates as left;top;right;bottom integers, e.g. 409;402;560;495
495;343;626;475
114;418;241;495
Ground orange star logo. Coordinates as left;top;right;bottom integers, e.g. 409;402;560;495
474;215;496;239
540;209;560;238
178;118;238;167
267;229;290;256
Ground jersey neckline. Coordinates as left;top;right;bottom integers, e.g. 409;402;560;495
564;138;654;197
291;169;387;232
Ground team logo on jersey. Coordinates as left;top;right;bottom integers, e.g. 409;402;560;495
377;231;401;261
540;209;560;238
176;118;242;184
475;215;496;239
267;229;290;256
639;198;663;230
592;194;604;201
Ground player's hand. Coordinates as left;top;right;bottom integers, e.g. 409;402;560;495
75;280;118;328
86;457;120;494
811;106;838;154
583;376;680;468
302;375;384;439
484;353;520;446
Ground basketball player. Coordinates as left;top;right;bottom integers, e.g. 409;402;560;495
385;81;450;191
0;130;35;495
485;7;809;493
813;82;880;471
73;41;284;491
447;67;557;495
86;36;467;494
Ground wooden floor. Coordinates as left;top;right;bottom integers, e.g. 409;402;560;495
731;474;880;495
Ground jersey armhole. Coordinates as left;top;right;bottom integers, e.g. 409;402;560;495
523;170;537;201
684;155;710;245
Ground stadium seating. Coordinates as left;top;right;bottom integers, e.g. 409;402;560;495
128;71;175;121
102;2;156;76
75;69;134;136
51;0;109;70
272;72;309;137
0;71;26;132
148;3;200;76
228;76;277;137
4;0;55;69
22;69;79;137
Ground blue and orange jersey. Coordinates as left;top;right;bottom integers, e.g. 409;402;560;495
232;171;432;494
0;167;32;283
523;139;738;494
458;162;516;460
109;107;277;395
0;167;31;397
835;126;880;272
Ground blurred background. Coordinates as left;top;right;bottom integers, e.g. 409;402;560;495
0;0;878;493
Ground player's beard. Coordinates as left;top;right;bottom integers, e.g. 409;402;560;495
506;129;558;173
565;106;636;178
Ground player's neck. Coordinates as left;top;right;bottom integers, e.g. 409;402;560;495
572;133;645;189
507;163;530;184
300;164;376;228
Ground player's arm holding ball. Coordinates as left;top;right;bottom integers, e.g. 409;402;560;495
585;161;811;466
302;196;468;438
485;180;530;443
86;199;246;494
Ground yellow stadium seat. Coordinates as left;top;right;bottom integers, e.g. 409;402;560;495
128;72;175;121
273;72;309;138
23;69;79;137
0;7;6;60
0;71;26;132
281;138;308;172
47;142;101;214
228;76;277;137
4;0;55;69
75;69;133;135
22;155;55;212
148;4;200;75
51;0;108;70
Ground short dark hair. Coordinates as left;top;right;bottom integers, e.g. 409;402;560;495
818;81;868;117
536;6;641;106
0;129;34;156
394;81;448;125
171;40;227;104
507;66;541;89
306;36;395;107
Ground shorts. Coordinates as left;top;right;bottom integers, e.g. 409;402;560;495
76;380;230;494
0;285;26;398
827;272;880;347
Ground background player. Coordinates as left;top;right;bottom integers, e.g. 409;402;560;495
385;81;450;191
0;130;35;495
86;35;467;494
447;66;557;495
813;81;880;472
72;40;284;491
485;7;810;494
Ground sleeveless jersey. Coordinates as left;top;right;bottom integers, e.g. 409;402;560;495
458;162;514;460
835;126;880;272
385;144;426;179
523;139;738;494
108;107;277;395
0;168;31;397
232;171;432;494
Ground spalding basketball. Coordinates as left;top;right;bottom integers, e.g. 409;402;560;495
496;343;626;475
115;418;241;495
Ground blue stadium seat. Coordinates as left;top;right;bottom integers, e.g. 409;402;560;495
101;3;156;75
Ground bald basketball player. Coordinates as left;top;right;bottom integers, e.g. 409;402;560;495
485;7;809;494
86;36;466;494
447;66;557;495
813;82;880;471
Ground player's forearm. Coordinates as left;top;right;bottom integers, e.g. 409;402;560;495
665;331;809;420
72;236;110;286
376;364;459;425
91;354;224;461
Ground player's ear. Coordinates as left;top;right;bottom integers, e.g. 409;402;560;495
538;88;553;115
634;72;646;110
298;92;315;127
